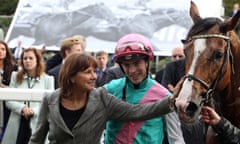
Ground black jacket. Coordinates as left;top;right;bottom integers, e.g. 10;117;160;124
161;59;185;90
48;63;62;89
214;117;240;144
99;66;124;86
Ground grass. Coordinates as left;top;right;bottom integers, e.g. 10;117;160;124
0;16;13;36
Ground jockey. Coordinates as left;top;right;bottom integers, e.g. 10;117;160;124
103;33;185;144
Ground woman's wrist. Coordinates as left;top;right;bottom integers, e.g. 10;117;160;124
168;96;176;111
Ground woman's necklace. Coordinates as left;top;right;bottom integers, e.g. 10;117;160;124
27;76;37;89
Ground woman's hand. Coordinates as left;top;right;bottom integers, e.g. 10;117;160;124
169;77;185;110
22;106;35;119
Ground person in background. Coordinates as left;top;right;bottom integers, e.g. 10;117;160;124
161;45;185;92
45;52;62;72
0;40;18;142
171;46;185;61
12;40;24;64
155;45;185;85
2;48;54;144
228;3;240;36
99;48;125;87
45;35;86;72
161;59;185;92
29;52;178;144
99;63;124;86
48;35;86;89
229;3;239;17
201;106;240;144
95;50;109;87
104;33;184;144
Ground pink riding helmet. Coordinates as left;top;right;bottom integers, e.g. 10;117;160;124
113;33;154;63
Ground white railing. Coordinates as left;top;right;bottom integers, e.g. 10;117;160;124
0;88;54;101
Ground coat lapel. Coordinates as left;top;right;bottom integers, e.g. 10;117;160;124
48;90;73;135
48;89;102;134
73;91;99;128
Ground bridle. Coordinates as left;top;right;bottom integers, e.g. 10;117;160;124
184;34;233;106
183;34;235;141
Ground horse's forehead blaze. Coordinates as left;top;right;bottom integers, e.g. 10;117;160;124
180;39;207;99
178;79;193;101
187;39;207;75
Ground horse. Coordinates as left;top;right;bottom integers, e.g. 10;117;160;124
175;1;240;144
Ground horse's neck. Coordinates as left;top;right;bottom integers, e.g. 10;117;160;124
230;31;240;68
231;60;240;128
221;37;240;128
216;85;240;128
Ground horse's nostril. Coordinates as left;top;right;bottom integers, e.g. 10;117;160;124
186;102;198;117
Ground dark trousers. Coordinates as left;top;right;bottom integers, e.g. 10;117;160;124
16;116;32;144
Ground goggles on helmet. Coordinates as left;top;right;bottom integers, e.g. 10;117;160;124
116;42;148;53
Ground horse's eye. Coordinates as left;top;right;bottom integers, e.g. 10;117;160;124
181;39;187;44
211;51;224;60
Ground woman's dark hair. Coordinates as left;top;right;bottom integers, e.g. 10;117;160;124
0;40;16;84
59;52;97;98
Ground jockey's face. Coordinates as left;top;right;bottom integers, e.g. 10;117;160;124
121;58;148;85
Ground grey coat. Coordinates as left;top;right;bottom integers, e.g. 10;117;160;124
29;87;172;144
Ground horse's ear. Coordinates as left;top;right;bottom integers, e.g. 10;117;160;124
190;1;202;24
221;11;240;33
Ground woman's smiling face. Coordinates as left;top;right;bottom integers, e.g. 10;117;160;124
71;66;97;91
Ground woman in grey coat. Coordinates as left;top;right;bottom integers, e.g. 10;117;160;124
29;52;177;144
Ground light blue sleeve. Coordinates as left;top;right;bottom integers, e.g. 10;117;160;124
45;74;54;90
6;71;25;114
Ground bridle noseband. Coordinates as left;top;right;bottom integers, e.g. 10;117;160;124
184;34;232;106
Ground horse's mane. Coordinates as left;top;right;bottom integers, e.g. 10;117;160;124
186;17;223;38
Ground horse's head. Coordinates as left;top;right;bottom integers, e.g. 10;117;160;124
175;1;240;123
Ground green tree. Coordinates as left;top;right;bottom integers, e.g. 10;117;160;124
0;0;18;15
0;0;18;37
